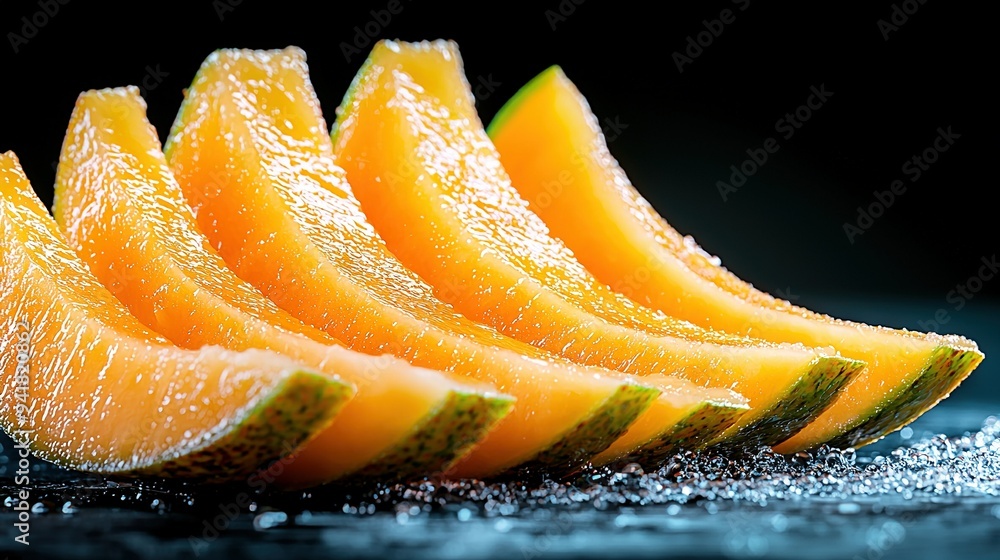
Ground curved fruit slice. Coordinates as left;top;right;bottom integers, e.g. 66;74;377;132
591;377;748;467
0;152;351;481
332;40;865;447
53;87;514;488
163;47;660;478
487;66;985;451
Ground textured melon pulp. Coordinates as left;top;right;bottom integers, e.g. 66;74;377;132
488;66;984;450
52;87;515;487
0;152;351;481
331;40;865;447
163;47;662;478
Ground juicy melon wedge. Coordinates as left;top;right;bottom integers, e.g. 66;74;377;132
487;66;985;450
0;152;353;481
163;47;665;478
52;87;515;487
331;40;865;447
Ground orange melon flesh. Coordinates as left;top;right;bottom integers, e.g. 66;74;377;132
488;66;984;451
332;40;865;447
163;47;661;478
0;152;352;481
53;87;515;487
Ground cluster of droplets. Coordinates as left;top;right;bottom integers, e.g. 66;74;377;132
2;417;998;520
324;416;1000;517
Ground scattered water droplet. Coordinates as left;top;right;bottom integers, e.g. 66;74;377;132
837;503;861;514
253;511;287;530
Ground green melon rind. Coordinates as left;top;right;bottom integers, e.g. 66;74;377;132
828;346;983;449
330;49;378;146
711;356;865;448
127;369;352;482
346;391;516;482
486;65;562;140
165;49;239;161
656;400;748;454
502;383;659;477
596;399;750;468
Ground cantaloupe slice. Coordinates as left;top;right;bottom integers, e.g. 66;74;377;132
331;40;865;447
163;47;665;478
0;152;352;481
488;66;985;451
52;87;516;487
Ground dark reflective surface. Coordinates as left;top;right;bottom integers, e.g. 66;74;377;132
1;298;996;559
1;402;997;560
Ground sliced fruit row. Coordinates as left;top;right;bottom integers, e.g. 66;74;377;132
0;38;980;485
53;87;513;487
161;48;751;478
331;41;865;447
486;65;984;451
0;50;753;486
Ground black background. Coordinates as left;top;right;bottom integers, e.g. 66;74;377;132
1;1;997;339
1;8;997;556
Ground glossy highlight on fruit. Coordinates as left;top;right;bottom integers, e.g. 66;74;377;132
164;47;660;478
332;40;865;447
53;87;515;487
487;66;985;450
0;152;352;481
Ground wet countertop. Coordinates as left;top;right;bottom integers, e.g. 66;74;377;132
1;401;998;560
2;300;999;559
